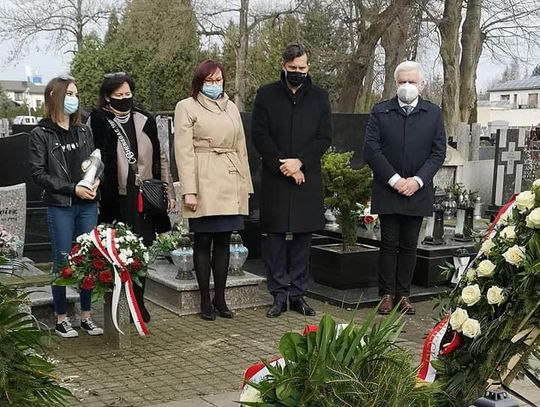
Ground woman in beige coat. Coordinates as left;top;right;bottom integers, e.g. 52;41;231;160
174;60;253;321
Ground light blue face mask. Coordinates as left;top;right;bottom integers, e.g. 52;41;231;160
64;95;79;114
202;83;223;100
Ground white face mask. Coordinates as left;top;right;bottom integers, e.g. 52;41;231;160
396;83;419;104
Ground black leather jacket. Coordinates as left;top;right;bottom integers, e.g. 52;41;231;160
28;120;96;207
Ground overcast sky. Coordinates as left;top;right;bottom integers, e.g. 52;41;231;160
0;27;535;92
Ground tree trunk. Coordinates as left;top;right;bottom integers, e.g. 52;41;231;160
439;0;464;139
459;0;484;124
357;50;376;112
76;0;84;51
337;0;413;112
381;21;407;100
234;0;249;112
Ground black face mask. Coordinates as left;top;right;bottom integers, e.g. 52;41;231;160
285;71;307;87
109;97;133;113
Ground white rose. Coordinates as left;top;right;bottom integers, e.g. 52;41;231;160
499;226;516;241
461;284;481;306
515;190;536;212
502;245;526;266
450;307;469;332
477;259;496;278
480;239;495;255
466;268;477;282
240;385;262;403
486;286;506;305
525;208;540;229
533;179;540;187
462;318;481;339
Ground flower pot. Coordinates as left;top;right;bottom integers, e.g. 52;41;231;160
310;243;379;289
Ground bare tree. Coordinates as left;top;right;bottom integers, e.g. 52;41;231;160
336;0;414;113
195;0;302;111
0;0;120;59
380;2;424;100
438;0;463;137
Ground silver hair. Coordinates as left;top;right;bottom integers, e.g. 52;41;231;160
394;61;424;82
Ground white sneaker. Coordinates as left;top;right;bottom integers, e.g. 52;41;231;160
55;319;78;338
80;318;104;336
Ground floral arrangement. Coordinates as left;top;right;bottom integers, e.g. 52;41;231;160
149;222;188;258
54;223;149;302
430;179;540;405
0;224;23;259
353;202;379;231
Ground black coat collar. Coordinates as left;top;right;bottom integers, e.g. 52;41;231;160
388;96;429;116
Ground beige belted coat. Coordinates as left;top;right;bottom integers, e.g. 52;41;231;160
174;92;253;218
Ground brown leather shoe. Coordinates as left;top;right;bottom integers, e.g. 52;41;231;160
396;296;416;315
378;294;393;315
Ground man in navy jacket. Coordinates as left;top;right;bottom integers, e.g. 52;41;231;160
363;61;446;315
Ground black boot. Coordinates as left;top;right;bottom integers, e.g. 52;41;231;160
211;232;233;318
133;276;151;322
194;233;216;321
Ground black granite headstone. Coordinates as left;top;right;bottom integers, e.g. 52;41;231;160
0;132;50;262
491;127;526;207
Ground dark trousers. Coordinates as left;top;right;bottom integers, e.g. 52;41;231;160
378;214;423;297
47;203;97;315
263;233;312;302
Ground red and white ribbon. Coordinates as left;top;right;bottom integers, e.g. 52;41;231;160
418;316;450;382
90;226;149;336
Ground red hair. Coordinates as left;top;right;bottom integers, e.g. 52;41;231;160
190;60;226;98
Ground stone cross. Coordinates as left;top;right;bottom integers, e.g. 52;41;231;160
491;127;526;206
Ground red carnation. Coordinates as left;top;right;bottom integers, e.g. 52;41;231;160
71;255;85;265
120;269;130;283
92;258;106;271
81;274;95;290
92;248;103;258
60;266;73;279
131;259;142;270
70;244;81;255
98;270;113;284
364;215;375;225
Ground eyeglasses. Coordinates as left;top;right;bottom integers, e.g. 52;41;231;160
204;79;223;85
58;74;75;81
104;72;127;79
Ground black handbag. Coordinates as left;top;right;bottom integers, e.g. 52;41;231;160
107;117;168;215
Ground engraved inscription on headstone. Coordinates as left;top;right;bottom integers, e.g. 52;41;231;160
492;127;526;206
0;183;26;247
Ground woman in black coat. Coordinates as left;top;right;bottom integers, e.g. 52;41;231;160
88;73;175;322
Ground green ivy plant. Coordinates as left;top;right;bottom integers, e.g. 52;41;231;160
243;309;437;407
0;255;73;406
321;150;372;250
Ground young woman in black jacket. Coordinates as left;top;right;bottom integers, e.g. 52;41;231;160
28;76;103;338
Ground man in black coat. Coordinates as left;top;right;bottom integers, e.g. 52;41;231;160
252;43;332;318
363;61;446;315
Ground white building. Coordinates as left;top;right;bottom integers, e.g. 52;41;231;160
0;80;46;112
477;77;540;127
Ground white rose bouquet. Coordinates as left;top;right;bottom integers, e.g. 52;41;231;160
430;179;540;405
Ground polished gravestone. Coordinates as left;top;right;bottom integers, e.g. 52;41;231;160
0;183;26;256
0;132;50;262
145;259;271;315
317;222;478;288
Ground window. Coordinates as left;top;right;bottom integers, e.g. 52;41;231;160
36;100;42;108
14;92;23;101
500;94;510;101
528;93;538;108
